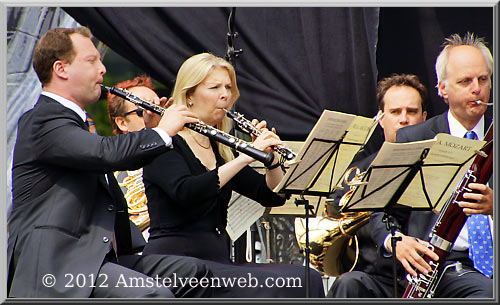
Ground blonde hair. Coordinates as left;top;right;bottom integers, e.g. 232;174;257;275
171;53;240;162
435;32;493;96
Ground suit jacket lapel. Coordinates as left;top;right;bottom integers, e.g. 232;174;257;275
39;95;88;130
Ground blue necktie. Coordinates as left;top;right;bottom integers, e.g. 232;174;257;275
464;130;493;277
464;130;477;140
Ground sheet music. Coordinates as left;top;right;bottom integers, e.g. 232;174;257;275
347;139;435;209
226;192;265;241
345;134;486;211
400;133;485;212
274;110;375;194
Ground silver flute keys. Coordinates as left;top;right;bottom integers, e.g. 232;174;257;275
225;109;297;161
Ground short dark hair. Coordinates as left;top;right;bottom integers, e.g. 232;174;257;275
33;27;92;85
377;73;428;112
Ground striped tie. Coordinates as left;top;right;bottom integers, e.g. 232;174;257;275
464;130;493;277
86;116;97;134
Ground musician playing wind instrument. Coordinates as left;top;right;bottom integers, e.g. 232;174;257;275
327;73;428;298
370;32;493;298
141;52;325;298
7;26;213;298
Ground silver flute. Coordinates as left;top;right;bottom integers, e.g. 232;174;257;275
225;109;297;161
101;85;274;167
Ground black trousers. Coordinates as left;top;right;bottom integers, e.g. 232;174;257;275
144;233;326;298
91;253;214;298
327;261;493;298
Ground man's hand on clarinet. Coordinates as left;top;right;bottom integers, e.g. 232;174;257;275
144;97;172;129
158;103;198;137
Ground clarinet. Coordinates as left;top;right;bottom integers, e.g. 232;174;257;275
403;124;493;298
225;109;297;161
102;85;274;167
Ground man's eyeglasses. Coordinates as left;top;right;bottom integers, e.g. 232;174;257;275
123;108;144;117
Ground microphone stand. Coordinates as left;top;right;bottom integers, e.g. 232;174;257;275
225;6;245;264
225;7;243;66
295;195;315;298
382;214;402;298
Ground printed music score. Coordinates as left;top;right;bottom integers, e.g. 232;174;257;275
226;192;266;241
274;110;376;195
344;133;486;213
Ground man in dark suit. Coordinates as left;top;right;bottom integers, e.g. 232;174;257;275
7;27;213;298
370;33;493;298
326;73;428;297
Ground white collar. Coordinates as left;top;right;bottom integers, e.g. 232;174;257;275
41;91;88;123
447;110;484;140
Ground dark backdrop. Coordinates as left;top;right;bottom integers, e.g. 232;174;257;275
64;6;493;157
62;6;494;265
377;7;494;120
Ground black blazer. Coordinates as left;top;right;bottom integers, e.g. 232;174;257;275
7;95;170;297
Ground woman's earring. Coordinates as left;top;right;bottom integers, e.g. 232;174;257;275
188;101;193;107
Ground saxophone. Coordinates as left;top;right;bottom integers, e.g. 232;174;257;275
295;166;371;276
296;111;385;276
403;124;493;298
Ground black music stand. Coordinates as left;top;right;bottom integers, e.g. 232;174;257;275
340;135;484;297
275;110;380;297
287;137;348;298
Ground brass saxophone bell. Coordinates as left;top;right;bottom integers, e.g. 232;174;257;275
295;166;371;276
294;212;370;276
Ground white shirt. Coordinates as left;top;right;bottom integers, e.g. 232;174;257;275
447;111;493;251
383;110;492;252
41;91;172;147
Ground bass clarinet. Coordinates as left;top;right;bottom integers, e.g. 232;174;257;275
403;124;493;298
102;85;274;167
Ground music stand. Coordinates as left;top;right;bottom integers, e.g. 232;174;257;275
340;134;486;297
274;110;380;297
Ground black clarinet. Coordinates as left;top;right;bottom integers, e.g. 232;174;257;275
225;109;297;161
102;85;274;167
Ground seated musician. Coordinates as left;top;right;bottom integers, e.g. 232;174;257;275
370;32;493;298
113;54;325;298
7;26;213;298
326;73;428;297
107;75;165;240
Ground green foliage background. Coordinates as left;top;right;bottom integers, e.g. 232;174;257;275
85;49;167;136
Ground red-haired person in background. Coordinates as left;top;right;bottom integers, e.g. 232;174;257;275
107;75;164;240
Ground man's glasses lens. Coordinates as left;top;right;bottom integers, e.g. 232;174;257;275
123;108;144;117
